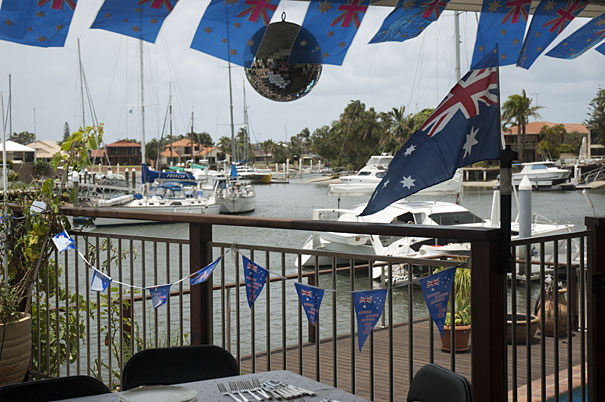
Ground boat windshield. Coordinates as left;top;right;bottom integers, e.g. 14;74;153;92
428;211;484;225
531;164;549;170
358;172;371;176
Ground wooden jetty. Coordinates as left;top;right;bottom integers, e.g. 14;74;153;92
241;319;584;401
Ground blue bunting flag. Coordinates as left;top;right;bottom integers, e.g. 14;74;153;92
597;42;605;55
545;14;605;60
52;230;76;253
243;255;268;308
418;267;457;335
294;282;325;325
91;269;113;292
353;289;388;351
148;284;172;308
190;257;222;285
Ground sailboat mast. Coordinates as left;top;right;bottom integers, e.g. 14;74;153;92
169;82;173;166
1;92;6;282
139;40;146;167
243;82;248;164
228;62;235;164
454;12;461;81
8;74;12;141
190;110;194;163
78;38;86;130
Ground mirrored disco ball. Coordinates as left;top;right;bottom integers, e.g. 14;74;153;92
245;21;322;102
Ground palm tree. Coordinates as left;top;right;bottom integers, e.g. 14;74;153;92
261;139;275;167
501;90;543;162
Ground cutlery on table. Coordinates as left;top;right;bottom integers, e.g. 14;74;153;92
238;380;264;401
218;383;242;402
230;381;250;402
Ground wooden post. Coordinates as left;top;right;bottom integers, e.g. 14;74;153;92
471;234;506;402
585;217;605;402
189;222;213;345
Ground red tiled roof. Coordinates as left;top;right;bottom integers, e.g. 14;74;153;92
167;138;200;147
108;140;141;147
503;121;589;135
91;149;106;157
160;149;181;157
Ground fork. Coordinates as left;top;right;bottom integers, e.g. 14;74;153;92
218;383;242;402
238;380;264;401
252;378;272;400
230;381;250;402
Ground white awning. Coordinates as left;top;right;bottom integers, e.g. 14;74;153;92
1;140;36;153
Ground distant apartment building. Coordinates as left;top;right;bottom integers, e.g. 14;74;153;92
158;139;226;167
104;140;141;166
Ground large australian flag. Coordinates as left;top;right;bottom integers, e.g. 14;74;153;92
0;0;77;47
360;53;501;216
517;0;588;69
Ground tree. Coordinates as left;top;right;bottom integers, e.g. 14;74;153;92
195;132;214;147
62;122;70;144
537;124;566;160
217;136;232;156
502;90;543;162
10;131;36;145
260;139;274;165
585;88;605;146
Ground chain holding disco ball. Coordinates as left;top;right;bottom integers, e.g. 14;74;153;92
245;14;322;102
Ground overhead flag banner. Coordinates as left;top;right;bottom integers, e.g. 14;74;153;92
597;42;605;55
289;0;370;65
52;230;76;253
190;257;222;285
353;289;388;351
545;14;605;60
0;0;77;47
91;0;179;43
418;267;457;335
360;52;500;216
517;0;589;69
369;0;452;44
91;269;113;292
471;0;531;68
148;284;172;308
243;255;268;307
294;282;325;325
190;0;279;67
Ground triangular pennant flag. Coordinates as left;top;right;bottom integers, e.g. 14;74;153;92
242;255;268;308
91;269;112;292
148;284;172;308
30;200;47;215
91;0;179;43
353;288;388;351
52;230;76;253
294;282;325;325
545;14;605;60
190;257;221;286
0;0;77;47
418;267;457;335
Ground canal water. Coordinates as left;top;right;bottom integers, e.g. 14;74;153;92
80;179;604;369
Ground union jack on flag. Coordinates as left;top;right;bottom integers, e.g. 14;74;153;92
302;289;313;297
427;277;440;287
360;296;373;304
248;262;258;273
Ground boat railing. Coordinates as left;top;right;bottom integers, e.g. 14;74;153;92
28;207;603;402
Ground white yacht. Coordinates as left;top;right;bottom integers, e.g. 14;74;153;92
512;162;571;187
214;177;256;214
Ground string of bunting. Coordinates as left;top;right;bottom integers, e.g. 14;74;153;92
49;227;462;351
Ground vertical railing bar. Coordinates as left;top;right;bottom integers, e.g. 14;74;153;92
35;254;41;374
281;252;286;370
525;243;532;402
84;235;90;376
265;250;271;371
314;255;320;382
408;263;414;385
166;241;171;346
129;239;135;358
580;236;586;402
388;262;394;402
95;236;101;380
141;240;147;352
63;241;70;376
118;239;124;385
511;246;517;402
235;248;241;367
429;264;434;363
554;240;560;402
45;248;50;375
221;246;226;350
350;258;355;394
297;254;303;375
540;241;546;402
567;237;573;402
74;235;80;374
449;263;456;372
250;249;256;373
368;259;375;401
54;249;60;377
106;238;112;388
153;241;158;348
179;243;184;347
332;257;337;387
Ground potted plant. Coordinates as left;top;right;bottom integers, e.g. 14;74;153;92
440;267;471;352
0;125;103;385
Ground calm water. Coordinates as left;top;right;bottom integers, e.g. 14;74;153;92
85;179;604;356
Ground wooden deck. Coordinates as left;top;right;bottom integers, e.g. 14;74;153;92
240;319;585;401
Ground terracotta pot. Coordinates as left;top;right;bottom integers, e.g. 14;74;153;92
537;288;568;337
441;325;471;352
0;312;32;386
506;313;539;344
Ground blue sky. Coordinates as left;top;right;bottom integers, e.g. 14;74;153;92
0;0;602;146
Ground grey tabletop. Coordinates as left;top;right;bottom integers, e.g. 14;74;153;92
54;370;370;402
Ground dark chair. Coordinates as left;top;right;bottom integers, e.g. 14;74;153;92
0;375;110;402
121;345;239;390
407;363;474;402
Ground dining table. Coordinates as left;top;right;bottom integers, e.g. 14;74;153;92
52;370;371;402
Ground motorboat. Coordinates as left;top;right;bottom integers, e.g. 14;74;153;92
512;162;571;187
235;165;272;184
74;181;220;226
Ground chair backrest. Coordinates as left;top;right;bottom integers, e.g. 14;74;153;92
0;375;110;402
121;345;239;390
407;363;474;402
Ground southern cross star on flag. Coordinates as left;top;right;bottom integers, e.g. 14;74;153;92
546;13;605;60
360;52;500;216
190;0;279;67
0;0;77;47
471;0;531;68
289;0;370;65
517;0;588;69
91;0;179;43
369;0;451;44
